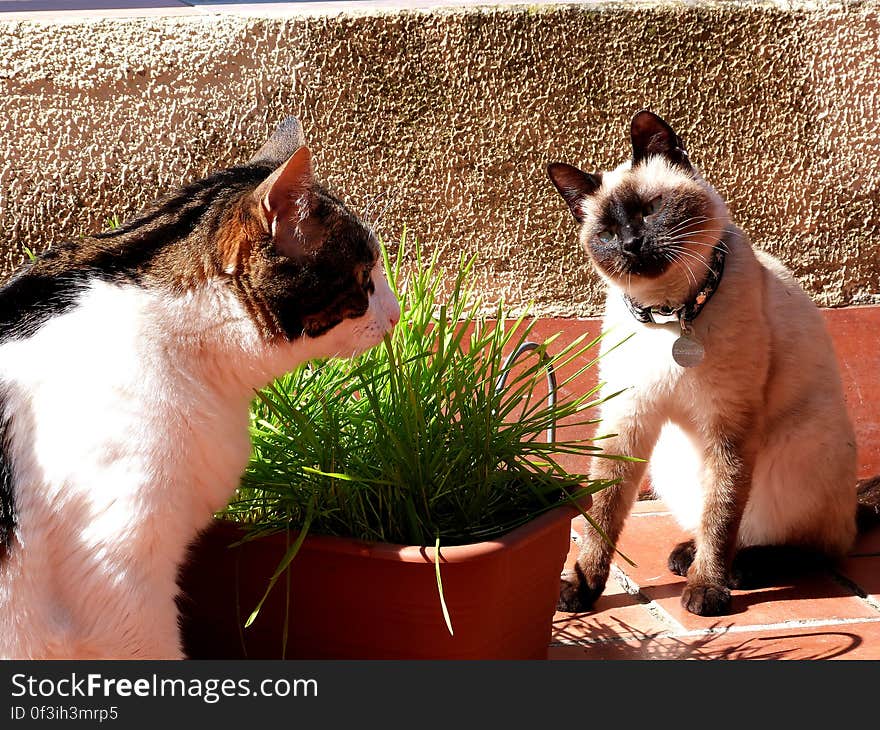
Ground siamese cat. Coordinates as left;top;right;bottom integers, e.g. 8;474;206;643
0;118;400;657
548;110;876;616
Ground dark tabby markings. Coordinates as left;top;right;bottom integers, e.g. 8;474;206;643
0;165;270;346
0;403;15;561
1;158;378;347
0;271;90;345
299;262;372;338
238;184;379;342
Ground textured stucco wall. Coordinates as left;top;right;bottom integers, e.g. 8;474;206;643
1;1;878;316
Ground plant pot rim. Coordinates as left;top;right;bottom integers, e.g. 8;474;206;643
220;494;589;565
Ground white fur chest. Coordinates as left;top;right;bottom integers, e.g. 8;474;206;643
0;279;266;657
598;293;691;411
0;280;257;572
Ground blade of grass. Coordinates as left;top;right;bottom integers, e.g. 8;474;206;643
434;535;454;637
245;498;316;628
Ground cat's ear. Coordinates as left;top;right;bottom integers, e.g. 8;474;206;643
630;110;690;169
547;163;602;223
253;146;316;250
249;116;306;167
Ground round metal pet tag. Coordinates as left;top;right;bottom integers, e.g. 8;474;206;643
672;335;705;368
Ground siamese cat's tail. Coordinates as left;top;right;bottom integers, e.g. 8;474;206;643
856;475;880;531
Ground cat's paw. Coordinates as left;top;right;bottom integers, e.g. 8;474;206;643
668;539;696;577
680;581;731;616
557;568;605;613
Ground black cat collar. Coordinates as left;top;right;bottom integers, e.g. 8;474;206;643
623;234;727;327
622;233;728;368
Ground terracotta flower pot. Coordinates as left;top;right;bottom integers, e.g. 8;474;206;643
178;497;588;660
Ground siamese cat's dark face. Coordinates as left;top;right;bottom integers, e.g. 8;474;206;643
548;111;729;306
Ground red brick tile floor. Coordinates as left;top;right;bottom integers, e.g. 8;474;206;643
549;501;880;660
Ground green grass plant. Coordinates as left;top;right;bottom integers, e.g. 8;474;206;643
225;232;622;549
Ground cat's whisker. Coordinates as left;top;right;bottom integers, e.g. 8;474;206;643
666;238;727;253
664;236;725;251
666;236;732;256
674;262;697;291
662;248;690;282
362;190;388;223
667;227;730;237
371;189;403;238
667;229;731;240
670;214;729;225
664;217;710;235
675;253;698;285
666;229;731;244
665;229;728;247
668;232;731;241
663;244;716;272
665;252;697;289
664;215;729;237
664;225;730;244
671;238;732;255
666;251;716;281
675;256;700;290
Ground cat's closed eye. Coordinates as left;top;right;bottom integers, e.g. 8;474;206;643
361;266;375;294
644;195;663;217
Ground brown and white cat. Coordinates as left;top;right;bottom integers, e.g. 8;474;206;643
548;110;876;616
0;117;400;657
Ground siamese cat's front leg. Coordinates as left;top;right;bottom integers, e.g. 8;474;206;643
557;410;661;612
674;429;756;616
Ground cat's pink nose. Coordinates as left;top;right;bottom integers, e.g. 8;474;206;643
387;303;401;330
